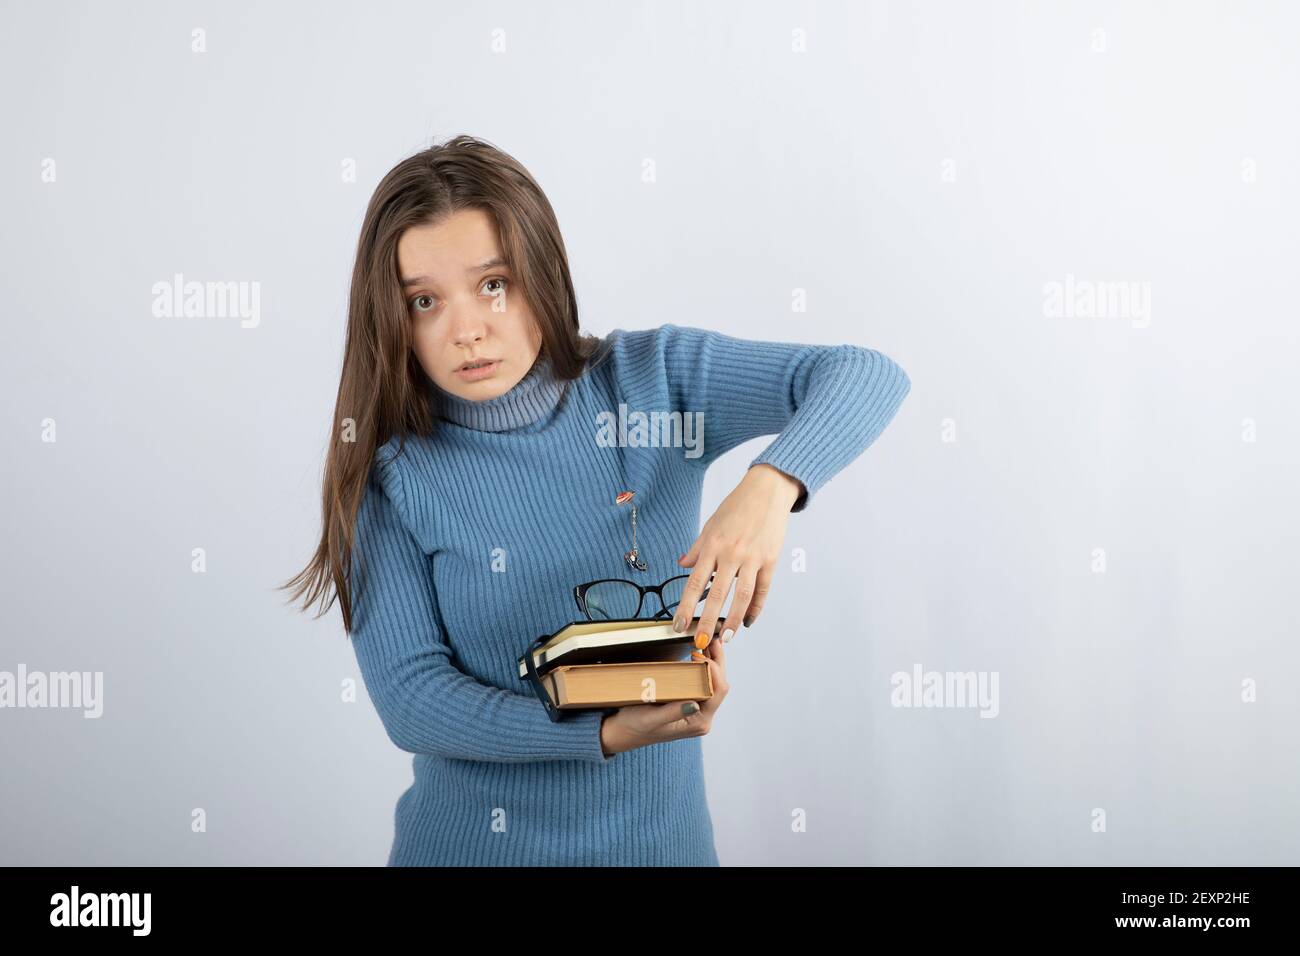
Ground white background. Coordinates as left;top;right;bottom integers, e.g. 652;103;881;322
2;0;1296;864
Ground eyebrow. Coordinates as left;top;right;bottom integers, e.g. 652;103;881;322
400;256;508;288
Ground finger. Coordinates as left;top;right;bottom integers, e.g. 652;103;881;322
694;558;739;650
697;639;728;716
744;563;774;628
695;636;724;664
706;633;726;666
720;562;757;642
633;696;704;731
672;553;717;634
678;535;702;571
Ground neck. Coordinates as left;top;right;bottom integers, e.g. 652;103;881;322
429;352;566;432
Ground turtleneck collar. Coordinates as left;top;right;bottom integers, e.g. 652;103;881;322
429;351;566;432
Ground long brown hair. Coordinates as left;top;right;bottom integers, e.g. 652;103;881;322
280;134;609;633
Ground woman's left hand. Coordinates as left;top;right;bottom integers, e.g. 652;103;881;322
673;463;804;646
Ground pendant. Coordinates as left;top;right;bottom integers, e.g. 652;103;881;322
616;490;648;573
624;545;647;573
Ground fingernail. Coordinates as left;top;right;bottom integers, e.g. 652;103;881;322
694;631;711;649
722;628;734;643
743;617;754;628
673;617;686;633
691;651;705;662
682;701;700;716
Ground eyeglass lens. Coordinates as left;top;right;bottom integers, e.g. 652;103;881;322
583;576;712;621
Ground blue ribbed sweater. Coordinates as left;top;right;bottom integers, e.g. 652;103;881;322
348;322;910;866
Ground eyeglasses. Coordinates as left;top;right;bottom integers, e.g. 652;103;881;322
573;573;714;622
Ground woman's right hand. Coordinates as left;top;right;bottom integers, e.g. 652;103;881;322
599;635;729;757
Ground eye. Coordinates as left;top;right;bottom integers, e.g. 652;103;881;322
409;294;436;313
481;276;507;296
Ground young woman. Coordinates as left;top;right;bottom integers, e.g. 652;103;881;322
282;135;911;866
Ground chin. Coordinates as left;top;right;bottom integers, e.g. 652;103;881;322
464;381;508;399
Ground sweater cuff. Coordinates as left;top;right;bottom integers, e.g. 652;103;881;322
748;348;911;513
539;706;611;762
566;712;611;764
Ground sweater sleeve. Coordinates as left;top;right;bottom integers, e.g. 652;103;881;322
347;456;611;763
652;322;911;512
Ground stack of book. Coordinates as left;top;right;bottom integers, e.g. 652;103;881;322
517;618;715;719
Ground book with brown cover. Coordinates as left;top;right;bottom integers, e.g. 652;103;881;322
541;659;712;709
518;618;717;717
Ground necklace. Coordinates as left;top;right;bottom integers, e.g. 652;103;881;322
615;490;647;573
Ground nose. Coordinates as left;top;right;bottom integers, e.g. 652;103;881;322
447;309;487;349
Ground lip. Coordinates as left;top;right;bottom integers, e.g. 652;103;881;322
454;358;501;381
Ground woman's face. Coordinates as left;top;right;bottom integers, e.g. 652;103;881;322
397;207;543;402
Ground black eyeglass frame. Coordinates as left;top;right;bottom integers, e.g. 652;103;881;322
572;573;714;622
